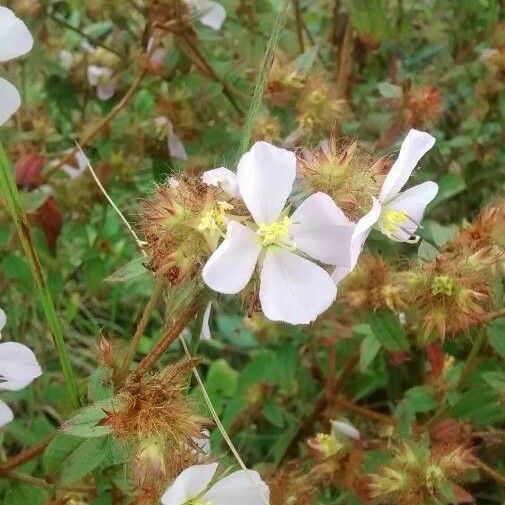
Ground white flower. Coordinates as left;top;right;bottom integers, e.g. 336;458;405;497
61;150;89;179
331;419;361;440
0;6;33;126
202;142;353;325
333;129;437;282
155;117;188;161
161;463;269;505
186;0;226;30
59;49;74;70
87;65;117;101
202;167;240;197
0;309;42;428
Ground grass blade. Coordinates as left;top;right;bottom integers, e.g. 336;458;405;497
0;141;80;408
236;0;290;160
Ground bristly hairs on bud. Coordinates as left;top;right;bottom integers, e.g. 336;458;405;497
339;254;406;312
299;137;386;220
368;440;475;505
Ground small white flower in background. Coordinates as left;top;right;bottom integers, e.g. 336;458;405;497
0;308;42;428
331;419;361;441
202;167;240;198
202;141;354;325
333;129;437;282
161;462;269;505
59;49;74;70
60;150;89;179
0;6;33;126
155;117;188;161
87;65;117;101
185;0;226;30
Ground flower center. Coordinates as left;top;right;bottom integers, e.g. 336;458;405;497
257;216;293;248
431;275;455;296
380;209;409;236
198;201;233;234
186;500;211;505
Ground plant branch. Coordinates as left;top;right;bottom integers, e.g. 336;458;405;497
50;67;148;174
291;0;305;53
115;279;164;386
131;300;201;380
0;436;53;474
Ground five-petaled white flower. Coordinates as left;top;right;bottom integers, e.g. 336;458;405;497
202;142;353;325
161;462;269;505
333;129;438;282
186;0;226;30
0;6;33;126
0;308;42;428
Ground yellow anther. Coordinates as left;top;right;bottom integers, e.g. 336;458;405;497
314;433;342;457
257;216;292;247
380;209;410;237
198;201;233;234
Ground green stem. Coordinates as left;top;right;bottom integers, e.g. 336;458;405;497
236;0;290;160
0;141;80;408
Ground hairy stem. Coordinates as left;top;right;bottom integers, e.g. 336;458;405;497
115;279;164;386
132;300;201;380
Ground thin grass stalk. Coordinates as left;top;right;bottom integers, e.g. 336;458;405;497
236;0;290;160
0;141;80;408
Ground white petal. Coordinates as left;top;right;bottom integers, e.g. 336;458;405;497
331;419;361;440
203;470;270;505
379;181;439;242
0;342;42;391
0;77;21;126
0;400;14;428
0;7;33;62
200;302;212;341
260;249;337;325
379;129;436;202
0;308;6;333
202;221;260;294
202;167;240;197
237;141;296;225
86;65;112;87
332;197;381;283
161;463;218;505
166;120;188;161
198;0;227;30
96;82;116;101
290;192;354;265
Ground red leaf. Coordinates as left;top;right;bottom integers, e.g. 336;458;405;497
29;196;63;254
15;154;46;188
426;342;445;378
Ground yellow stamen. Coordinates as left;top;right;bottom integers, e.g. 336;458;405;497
431;275;455;296
198;201;233;234
257;216;292;247
314;433;343;457
380;209;409;236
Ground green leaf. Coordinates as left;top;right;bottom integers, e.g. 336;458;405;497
105;257;148;284
43;433;83;475
59;437;109;485
378;82;402;99
4;484;48;505
62;399;118;438
404;386;437;413
263;398;285;428
431;174;466;207
366;311;410;352
488;318;505;356
359;330;382;372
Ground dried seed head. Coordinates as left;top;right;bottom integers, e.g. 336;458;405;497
252;115;282;143
339;255;405;312
140;177;228;283
402;84;444;127
103;359;206;447
369;441;474;505
266;53;307;106
403;252;494;341
296;74;346;137
299;138;385;220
